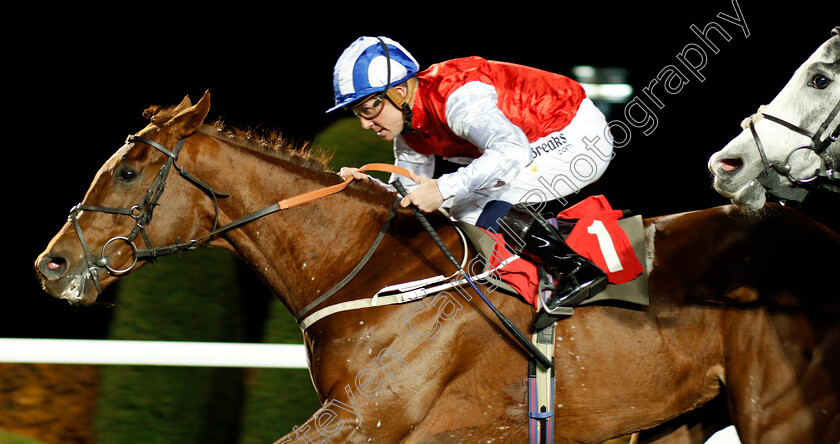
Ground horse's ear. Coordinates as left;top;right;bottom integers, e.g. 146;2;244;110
167;90;211;138
832;26;839;37
172;95;193;113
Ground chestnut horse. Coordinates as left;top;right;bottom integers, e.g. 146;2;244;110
36;92;839;443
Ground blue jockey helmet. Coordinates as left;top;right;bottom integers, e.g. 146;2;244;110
327;36;419;113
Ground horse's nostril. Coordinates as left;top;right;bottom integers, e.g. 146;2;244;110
39;255;68;279
718;158;743;172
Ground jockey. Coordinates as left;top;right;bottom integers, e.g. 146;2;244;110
328;36;615;310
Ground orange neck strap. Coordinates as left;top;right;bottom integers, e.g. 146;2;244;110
278;163;411;210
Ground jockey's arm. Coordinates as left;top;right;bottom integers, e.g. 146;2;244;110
436;81;534;201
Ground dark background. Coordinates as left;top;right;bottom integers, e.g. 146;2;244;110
6;3;836;339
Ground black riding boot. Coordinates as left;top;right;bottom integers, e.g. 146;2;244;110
498;206;608;311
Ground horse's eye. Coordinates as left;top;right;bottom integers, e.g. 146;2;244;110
116;165;139;183
810;74;830;89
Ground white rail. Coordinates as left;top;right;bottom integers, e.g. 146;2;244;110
0;338;741;442
0;338;308;368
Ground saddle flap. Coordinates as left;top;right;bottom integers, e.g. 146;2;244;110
578;215;649;307
458;211;650;309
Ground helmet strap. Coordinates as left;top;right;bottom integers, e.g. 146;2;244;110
375;37;418;135
385;77;419;134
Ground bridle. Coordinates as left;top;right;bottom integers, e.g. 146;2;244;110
65;132;406;313
67;134;230;293
746;97;840;202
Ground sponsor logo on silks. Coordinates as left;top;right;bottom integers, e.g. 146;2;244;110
531;133;571;159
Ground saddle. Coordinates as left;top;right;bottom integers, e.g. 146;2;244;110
457;198;651;315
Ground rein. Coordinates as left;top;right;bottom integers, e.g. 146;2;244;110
68;131;411;297
746;98;840;202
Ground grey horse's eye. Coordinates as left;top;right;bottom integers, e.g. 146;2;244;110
810;74;830;89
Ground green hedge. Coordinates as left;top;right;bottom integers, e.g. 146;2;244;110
95;248;245;444
0;430;45;444
237;300;321;444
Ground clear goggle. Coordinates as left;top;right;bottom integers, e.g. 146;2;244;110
349;93;387;119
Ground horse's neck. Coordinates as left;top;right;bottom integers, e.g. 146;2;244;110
187;129;396;313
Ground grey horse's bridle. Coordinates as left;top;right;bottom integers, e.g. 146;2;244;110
745;96;840;202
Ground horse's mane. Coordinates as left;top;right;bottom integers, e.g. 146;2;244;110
142;102;395;202
205;118;334;172
144;101;331;167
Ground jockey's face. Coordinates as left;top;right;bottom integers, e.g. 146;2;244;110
354;86;407;141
